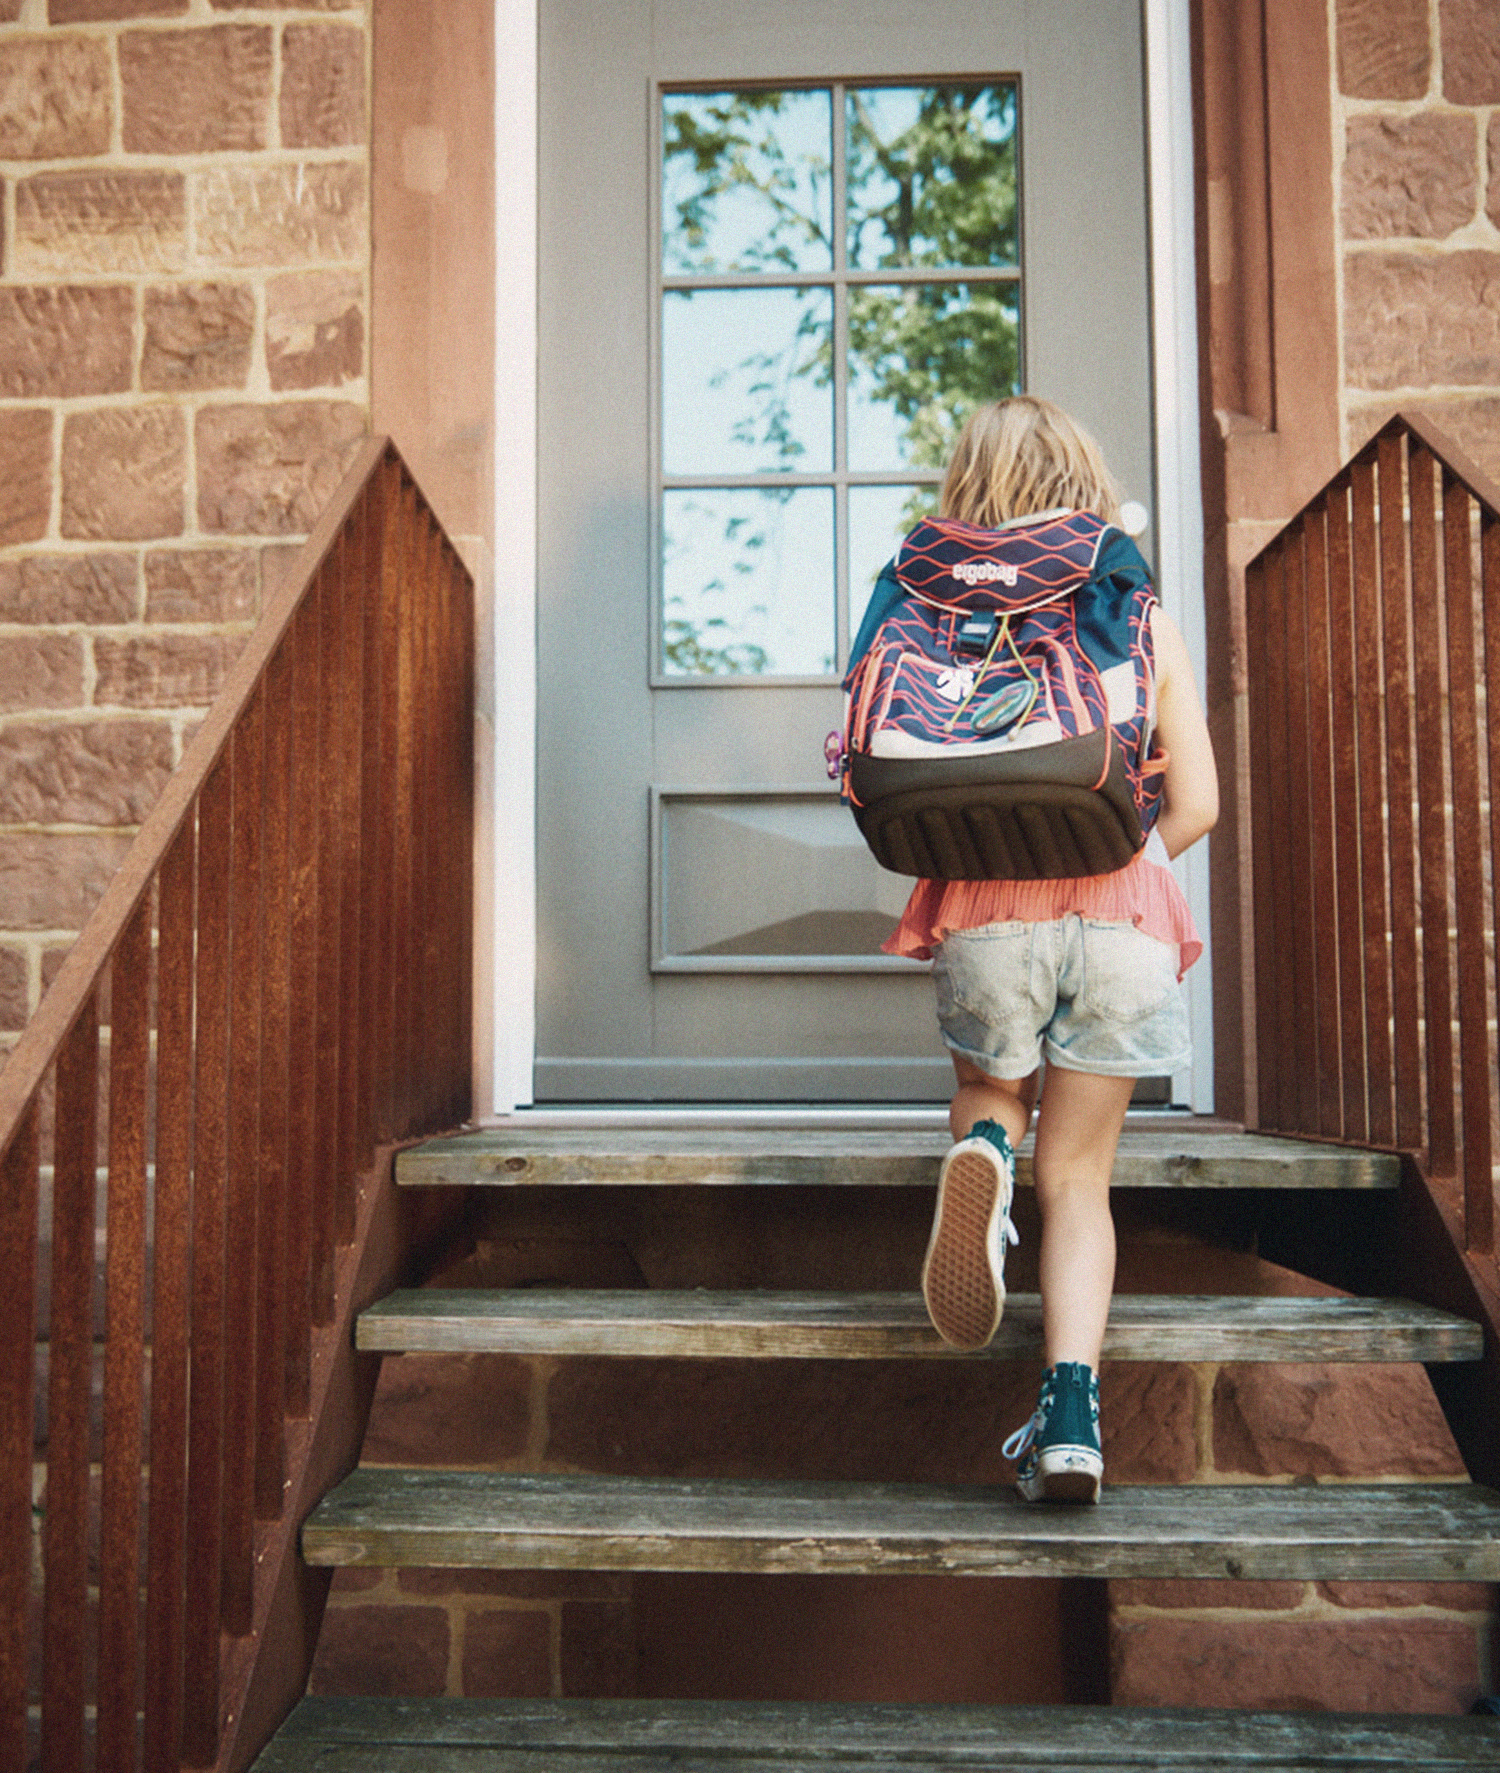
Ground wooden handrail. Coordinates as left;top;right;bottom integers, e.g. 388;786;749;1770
0;437;475;1771
1246;412;1500;1259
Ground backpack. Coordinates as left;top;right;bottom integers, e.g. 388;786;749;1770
835;509;1167;880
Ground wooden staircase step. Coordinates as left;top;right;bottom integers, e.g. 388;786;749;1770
254;1697;1500;1771
397;1126;1398;1190
302;1470;1500;1582
357;1288;1482;1364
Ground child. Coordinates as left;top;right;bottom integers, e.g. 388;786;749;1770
866;396;1219;1503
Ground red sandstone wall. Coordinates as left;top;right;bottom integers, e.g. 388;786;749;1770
1337;0;1500;478
0;0;370;1062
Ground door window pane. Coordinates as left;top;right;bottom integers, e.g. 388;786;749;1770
847;282;1020;471
848;483;939;636
659;79;1021;680
663;89;833;273
662;487;835;677
663;287;833;475
846;85;1018;269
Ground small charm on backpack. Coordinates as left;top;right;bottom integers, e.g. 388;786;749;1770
824;729;844;780
935;666;977;703
972;679;1037;735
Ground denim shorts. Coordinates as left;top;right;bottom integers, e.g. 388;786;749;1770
931;916;1191;1080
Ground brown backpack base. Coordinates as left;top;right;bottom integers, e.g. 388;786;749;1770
849;727;1145;881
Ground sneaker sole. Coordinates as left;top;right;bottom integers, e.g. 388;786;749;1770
1017;1445;1103;1505
921;1145;1007;1350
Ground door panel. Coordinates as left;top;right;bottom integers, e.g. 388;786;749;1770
537;0;1152;1100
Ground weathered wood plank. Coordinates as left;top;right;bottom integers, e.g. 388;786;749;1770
357;1288;1483;1365
396;1128;1399;1191
256;1696;1500;1770
302;1470;1500;1582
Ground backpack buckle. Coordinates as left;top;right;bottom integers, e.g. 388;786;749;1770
955;612;999;654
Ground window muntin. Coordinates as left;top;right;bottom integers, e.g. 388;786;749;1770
658;80;1020;681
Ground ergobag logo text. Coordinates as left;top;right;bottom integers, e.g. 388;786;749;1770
838;511;1167;881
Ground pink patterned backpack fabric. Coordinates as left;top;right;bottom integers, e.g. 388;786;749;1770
838;510;1167;880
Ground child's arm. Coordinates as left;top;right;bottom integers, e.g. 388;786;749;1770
1150;605;1219;859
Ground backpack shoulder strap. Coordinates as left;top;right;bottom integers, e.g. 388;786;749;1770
845;558;904;685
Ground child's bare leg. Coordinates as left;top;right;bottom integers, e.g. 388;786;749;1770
949;1053;1037;1150
1030;1065;1135;1370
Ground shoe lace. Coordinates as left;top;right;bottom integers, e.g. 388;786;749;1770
1001;1408;1043;1463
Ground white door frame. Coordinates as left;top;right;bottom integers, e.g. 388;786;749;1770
485;0;1210;1116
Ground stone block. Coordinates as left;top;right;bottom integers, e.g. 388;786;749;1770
1317;1580;1495;1610
632;1572;1080;1704
459;1607;553;1699
51;0;188;17
1342;113;1476;240
194;163;366;269
544;1356;1037;1484
1099;1362;1199;1484
0;554;136;625
1336;0;1431;97
1348;395;1500;486
0;287;133;399
0;0;22;19
1345;251;1500;389
141;282;254;392
92;633;238;709
560;1600;635;1697
266;270;363;390
0;832;133;930
120;25;272;154
308;1603;449;1697
0;35;111;160
1111;1578;1306;1611
1440;0;1500;103
0;409;52;548
360;1353;532;1467
1213;1363;1465;1478
0;947;29;1032
0;720;174;824
280;23;365;148
195;401;366;535
0;635;84;712
144;548;257;623
1110;1614;1482;1711
14;171;186;276
62;408;185;542
1488;115;1500;229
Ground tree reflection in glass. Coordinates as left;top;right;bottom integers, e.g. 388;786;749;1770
846;86;1018;269
660;81;1020;678
663;89;832;273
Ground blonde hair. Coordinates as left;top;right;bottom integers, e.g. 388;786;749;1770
939;396;1122;529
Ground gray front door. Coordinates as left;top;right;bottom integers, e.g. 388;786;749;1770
537;0;1155;1101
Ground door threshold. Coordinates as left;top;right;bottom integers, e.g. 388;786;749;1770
473;1105;1234;1133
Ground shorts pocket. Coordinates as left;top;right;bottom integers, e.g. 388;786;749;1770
1078;920;1179;1023
935;922;1033;1024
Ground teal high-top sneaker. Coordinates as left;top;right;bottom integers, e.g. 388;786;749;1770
1003;1362;1103;1503
921;1119;1019;1350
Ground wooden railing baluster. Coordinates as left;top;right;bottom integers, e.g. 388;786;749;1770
222;690;266;1635
1351;455;1395;1147
1325;481;1368;1142
0;1103;39;1770
1442;472;1493;1255
1377;433;1423;1152
255;643;294;1520
41;998;99;1773
98;901;152;1772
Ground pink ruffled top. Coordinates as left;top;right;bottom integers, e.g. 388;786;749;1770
882;828;1202;976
